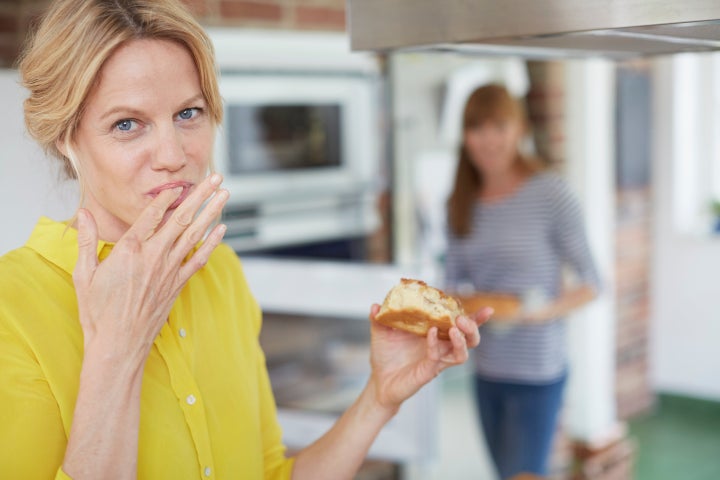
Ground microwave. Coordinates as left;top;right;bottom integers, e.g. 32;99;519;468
209;31;383;252
216;72;379;204
214;73;382;252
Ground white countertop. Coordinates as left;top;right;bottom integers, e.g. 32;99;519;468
241;256;440;319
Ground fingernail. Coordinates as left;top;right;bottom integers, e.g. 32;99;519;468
210;173;222;185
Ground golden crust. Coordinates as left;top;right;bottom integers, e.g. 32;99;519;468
374;278;465;340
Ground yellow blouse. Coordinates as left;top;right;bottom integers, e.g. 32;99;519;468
0;217;294;479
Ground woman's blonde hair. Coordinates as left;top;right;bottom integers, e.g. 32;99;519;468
447;83;545;237
18;0;223;180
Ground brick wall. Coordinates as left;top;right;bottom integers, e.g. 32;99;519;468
615;189;655;420
526;61;567;168
0;1;46;68
184;0;346;31
0;0;346;68
0;6;17;68
614;60;655;421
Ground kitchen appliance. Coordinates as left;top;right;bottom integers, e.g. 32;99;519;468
208;29;382;253
346;0;720;58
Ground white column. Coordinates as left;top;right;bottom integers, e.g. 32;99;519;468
563;59;620;443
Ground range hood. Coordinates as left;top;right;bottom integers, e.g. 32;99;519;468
346;0;720;58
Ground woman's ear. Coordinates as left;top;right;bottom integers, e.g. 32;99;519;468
55;137;83;180
56;137;69;158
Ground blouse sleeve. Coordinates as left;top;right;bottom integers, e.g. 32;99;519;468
549;176;601;290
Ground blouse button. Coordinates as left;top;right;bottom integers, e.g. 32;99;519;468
204;466;212;476
179;328;187;338
186;394;196;405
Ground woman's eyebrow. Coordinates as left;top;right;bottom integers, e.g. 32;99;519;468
99;106;145;122
178;93;206;107
99;94;206;121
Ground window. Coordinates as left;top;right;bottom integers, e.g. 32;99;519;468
670;52;720;235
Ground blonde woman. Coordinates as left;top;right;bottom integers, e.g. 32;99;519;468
0;1;489;478
445;84;599;479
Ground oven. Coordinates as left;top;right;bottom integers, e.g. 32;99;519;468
208;29;383;254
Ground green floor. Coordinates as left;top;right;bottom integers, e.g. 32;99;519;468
629;394;720;480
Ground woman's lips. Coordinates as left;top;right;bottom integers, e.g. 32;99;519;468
146;181;193;210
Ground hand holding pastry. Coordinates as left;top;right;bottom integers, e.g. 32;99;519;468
368;279;492;411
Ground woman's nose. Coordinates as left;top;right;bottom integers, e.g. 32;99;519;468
151;125;187;172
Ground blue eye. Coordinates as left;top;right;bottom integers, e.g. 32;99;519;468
116;119;135;131
178;108;196;120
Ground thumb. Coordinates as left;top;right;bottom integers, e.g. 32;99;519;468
73;209;99;286
369;303;381;320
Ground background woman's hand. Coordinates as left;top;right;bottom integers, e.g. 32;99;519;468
367;306;491;412
72;174;228;362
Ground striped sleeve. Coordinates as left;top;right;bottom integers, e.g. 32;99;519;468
549;177;601;290
443;230;467;291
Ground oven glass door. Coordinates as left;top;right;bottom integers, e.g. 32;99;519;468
226;104;342;174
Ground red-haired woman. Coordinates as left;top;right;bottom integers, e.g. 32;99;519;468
445;84;600;479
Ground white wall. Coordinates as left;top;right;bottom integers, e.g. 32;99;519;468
0;70;78;256
651;56;720;401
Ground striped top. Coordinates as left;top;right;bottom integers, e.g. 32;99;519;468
444;172;599;384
